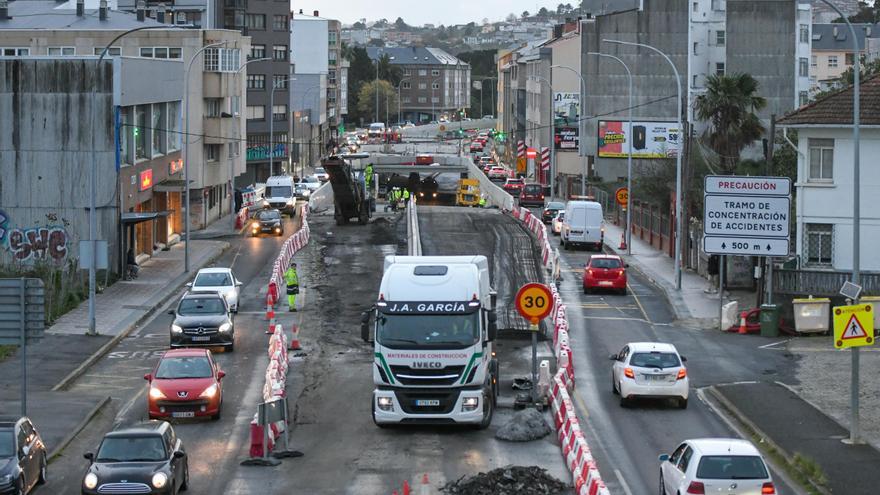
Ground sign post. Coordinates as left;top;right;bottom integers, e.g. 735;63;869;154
515;283;553;404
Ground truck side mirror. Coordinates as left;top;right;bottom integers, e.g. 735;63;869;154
360;311;373;343
487;311;498;341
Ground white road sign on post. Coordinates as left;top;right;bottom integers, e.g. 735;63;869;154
703;176;791;257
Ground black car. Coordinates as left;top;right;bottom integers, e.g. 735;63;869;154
0;417;47;495
251;208;283;237
82;421;188;495
542;201;566;224
168;291;235;351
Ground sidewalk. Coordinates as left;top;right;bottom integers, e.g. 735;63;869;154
710;382;880;494
603;222;756;327
191;211;247;239
0;239;228;458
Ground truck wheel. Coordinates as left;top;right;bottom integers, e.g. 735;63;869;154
477;389;494;430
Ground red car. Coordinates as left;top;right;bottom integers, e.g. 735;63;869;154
470;142;484;153
503;178;525;196
145;348;225;420
583;255;628;295
518;183;545;207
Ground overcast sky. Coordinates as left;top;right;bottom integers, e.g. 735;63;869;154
298;1;583;26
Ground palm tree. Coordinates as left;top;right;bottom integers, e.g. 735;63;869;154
694;73;767;174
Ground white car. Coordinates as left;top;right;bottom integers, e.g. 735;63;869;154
301;175;322;193
552;211;565;235
610;342;689;408
659;439;776;495
188;268;242;313
314;167;329;182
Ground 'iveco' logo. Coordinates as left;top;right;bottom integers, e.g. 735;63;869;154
412;362;443;369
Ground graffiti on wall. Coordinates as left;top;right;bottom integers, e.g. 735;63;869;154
0;210;71;263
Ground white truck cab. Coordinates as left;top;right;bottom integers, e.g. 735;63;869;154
263;175;297;214
363;256;498;428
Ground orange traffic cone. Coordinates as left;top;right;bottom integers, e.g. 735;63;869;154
290;324;302;351
619;233;627;251
738;312;748;334
266;304;276;335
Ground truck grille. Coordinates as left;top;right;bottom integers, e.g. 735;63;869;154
389;365;465;386
395;389;461;414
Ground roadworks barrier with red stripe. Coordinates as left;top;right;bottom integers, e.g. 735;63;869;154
506;204;612;495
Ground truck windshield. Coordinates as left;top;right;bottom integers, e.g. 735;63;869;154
376;313;480;348
266;186;292;197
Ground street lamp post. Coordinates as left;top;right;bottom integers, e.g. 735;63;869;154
550;64;588;197
529;75;554;197
584;53;633;255
269;76;296;178
396;78;409;125
232;57;270;213
603;38;682;287
183;40;227;273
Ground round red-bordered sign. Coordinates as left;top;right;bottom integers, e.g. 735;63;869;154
515;283;553;324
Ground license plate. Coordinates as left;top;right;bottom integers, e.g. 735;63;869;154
172;411;195;418
599;281;613;286
191;336;211;342
415;399;440;407
645;374;666;381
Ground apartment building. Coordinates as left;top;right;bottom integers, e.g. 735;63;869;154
810;23;880;94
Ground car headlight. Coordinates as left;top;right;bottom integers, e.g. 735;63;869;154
152;472;168;489
219;322;232;333
200;383;219;399
462;396;480;412
171;324;183;334
377;396;394;411
287;199;295;205
84;473;98;490
0;474;11;485
149;386;166;400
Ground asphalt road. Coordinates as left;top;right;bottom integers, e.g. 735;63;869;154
534;209;801;495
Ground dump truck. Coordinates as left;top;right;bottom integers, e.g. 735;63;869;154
321;155;372;226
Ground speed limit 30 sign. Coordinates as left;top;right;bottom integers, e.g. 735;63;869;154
515;283;553;325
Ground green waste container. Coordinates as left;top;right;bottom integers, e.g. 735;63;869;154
760;304;781;337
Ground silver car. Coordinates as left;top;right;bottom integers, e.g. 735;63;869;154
187;268;242;313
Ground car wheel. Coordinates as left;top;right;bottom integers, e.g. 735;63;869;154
619;287;627;296
619;394;630;408
227;342;234;353
15;475;24;495
583;286;589;295
678;397;688;409
37;453;47;485
180;460;189;491
612;376;619;395
659;472;666;495
476;389;494;430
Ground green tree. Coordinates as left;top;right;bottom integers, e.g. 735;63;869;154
506;13;517;22
694;73;767;174
344;46;376;124
522;10;530;18
394;17;408;29
538;7;550;17
357;80;399;123
376;53;403;86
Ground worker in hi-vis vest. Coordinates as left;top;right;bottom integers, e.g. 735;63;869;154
284;261;299;311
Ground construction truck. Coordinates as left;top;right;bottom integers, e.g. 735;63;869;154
321;155;372;226
456;178;481;207
362;256;499;428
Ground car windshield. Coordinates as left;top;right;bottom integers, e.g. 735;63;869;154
377;313;480;348
0;430;14;457
696;455;769;480
266;186;292;198
547;202;565;210
591;258;622;269
629;352;680;369
178;297;226;316
97;436;166;463
507;180;524;185
194;272;231;287
304;176;320;184
156;356;213;379
524;185;542;193
257;210;281;221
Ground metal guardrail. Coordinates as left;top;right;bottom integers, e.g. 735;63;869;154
773;268;880;296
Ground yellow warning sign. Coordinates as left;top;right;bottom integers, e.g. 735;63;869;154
833;304;875;349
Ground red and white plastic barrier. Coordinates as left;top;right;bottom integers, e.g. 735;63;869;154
234;207;249;230
267;206;310;310
504;205;612;494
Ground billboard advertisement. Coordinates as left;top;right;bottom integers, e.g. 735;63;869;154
554;127;579;150
598;121;681;158
553;92;580;127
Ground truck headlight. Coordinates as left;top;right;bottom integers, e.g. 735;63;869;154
462;396;480;412
84;473;98;489
377;396;394;411
219;323;232;333
151;472;168;489
171;324;183;334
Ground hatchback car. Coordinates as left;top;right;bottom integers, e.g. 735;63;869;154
487;167;508;181
187;268;241;312
659;438;776;495
518;183;545;207
0;417;47;495
301;175;322;193
314;167;329;182
503;178;525;197
611;342;688;408
552;211;565;235
542;202;566;223
583;255;628;294
145;349;225;420
169;292;235;351
251;209;283;237
82;421;188;495
469;142;484;153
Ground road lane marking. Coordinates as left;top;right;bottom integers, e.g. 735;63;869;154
614;468;635;495
627;282;653;324
115;387;146;428
583;316;650;322
758;339;792;349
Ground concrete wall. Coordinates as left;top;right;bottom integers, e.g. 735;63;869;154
291;16;329;74
0;58;117;268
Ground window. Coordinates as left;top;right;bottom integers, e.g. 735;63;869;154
272;14;288;30
418;69;427;76
845;53;855;66
678;447;694;473
431;96;439;103
692;74;698;86
799;57;809;77
247;74;266;90
328;31;337;46
1;48;29;56
135;105;148;160
328;69;337;85
120;107;131;165
402;97;411;103
417;96;427;103
272;75;288;89
93;47;121;56
204;48;241;72
693;42;698;55
715;30;725;46
800;24;809;44
828;55;838;68
402;81;411;89
138;47;181;59
251;44;266;59
273;45;287;61
228;141;240;158
328;50;337;66
403;68;411;76
246;14;266;30
205;98;222;117
715;62;725;75
151;103;166;156
805;224;833;266
272;104;287;121
247;105;265;121
811;55;817;68
693;2;698;12
205;144;220;162
808;138;834;180
432;69;440;76
230;95;240;115
167;101;181;152
799;91;809;107
432;82;440;89
48;47;75;56
418;82;427;90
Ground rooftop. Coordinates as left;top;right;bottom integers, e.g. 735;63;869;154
0;0;166;29
811;23;879;51
366;46;468;67
778;73;880;126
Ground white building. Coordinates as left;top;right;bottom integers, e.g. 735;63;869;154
778;74;880;272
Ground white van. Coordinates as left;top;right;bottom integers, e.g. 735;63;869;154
263;175;297;214
561;201;604;251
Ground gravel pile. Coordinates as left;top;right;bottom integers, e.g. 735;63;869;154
495;408;553;442
440;466;569;495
